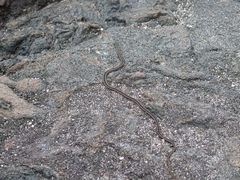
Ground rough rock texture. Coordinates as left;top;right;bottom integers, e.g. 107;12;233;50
16;78;44;92
0;0;239;179
0;83;41;119
0;165;60;180
0;0;61;26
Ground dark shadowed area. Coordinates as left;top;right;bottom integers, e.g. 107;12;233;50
0;0;61;27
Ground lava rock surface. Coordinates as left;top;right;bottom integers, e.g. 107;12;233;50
0;0;239;179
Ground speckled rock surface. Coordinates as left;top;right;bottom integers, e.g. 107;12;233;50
0;0;239;179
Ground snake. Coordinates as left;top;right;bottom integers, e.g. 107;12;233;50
103;41;177;179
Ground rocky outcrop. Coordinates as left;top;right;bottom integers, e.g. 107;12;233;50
0;0;239;179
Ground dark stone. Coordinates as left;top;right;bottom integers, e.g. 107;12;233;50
0;0;62;27
0;0;12;7
0;165;60;180
0;0;239;179
0;97;12;110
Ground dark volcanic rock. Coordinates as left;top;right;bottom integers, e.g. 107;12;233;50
0;0;239;179
0;165;60;180
0;0;12;7
0;0;61;27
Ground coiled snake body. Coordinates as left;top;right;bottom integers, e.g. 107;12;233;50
103;42;177;179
